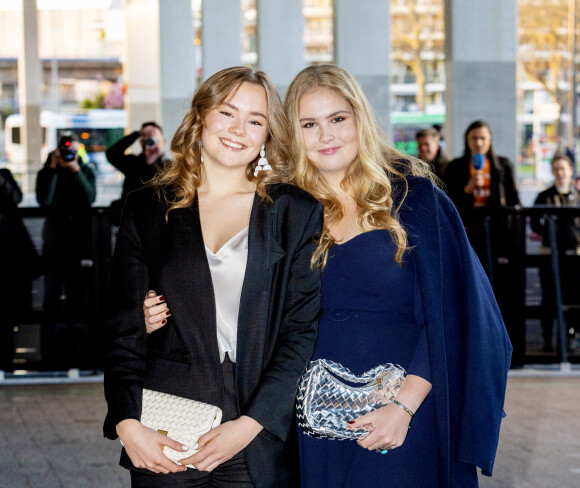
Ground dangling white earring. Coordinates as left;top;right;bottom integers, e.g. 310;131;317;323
200;142;204;163
201;151;204;164
254;144;272;177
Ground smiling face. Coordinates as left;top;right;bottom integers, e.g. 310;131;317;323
298;87;359;183
466;126;492;156
200;81;269;172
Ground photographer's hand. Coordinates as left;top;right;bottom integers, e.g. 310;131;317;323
144;145;161;165
59;153;81;173
48;150;60;169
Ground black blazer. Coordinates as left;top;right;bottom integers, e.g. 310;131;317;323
103;183;323;487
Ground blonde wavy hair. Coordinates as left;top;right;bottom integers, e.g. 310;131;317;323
284;64;434;267
153;67;291;216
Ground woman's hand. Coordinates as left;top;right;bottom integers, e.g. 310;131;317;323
464;170;484;194
347;402;412;452
116;419;188;474
347;374;432;453
178;416;263;472
143;290;170;334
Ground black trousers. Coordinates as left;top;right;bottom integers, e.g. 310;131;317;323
131;355;254;487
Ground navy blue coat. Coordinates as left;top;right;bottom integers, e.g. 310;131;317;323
397;176;512;485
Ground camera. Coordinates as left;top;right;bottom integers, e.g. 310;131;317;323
143;137;157;147
58;136;77;162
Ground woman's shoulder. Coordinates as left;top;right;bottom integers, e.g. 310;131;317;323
496;155;515;168
393;175;437;205
395;175;457;220
122;185;170;219
266;182;321;208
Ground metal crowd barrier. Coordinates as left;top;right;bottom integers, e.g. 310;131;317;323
458;206;580;368
0;205;578;376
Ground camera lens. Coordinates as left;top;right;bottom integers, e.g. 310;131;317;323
144;137;156;147
60;148;76;161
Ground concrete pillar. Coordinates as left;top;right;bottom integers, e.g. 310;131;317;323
334;0;390;133
257;0;304;96
124;0;161;131
18;0;42;193
444;0;518;163
202;0;242;79
159;0;196;141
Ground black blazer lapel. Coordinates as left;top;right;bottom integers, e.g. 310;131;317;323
164;199;220;363
236;194;286;386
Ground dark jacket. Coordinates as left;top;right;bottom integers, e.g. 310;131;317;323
397;176;512;484
0;169;43;319
444;154;520;208
36;156;96;212
531;184;580;250
106;131;164;203
103;183;323;487
0;168;22;213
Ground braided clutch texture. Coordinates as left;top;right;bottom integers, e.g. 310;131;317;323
296;359;406;440
140;389;222;468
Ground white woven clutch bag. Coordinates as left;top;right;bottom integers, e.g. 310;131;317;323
140;388;222;468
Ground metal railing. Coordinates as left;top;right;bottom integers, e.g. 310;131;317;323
458;206;580;368
1;205;579;375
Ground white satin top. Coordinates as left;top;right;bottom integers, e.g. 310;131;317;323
205;225;249;363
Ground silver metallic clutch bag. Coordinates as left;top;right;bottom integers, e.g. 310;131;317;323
139;389;222;468
296;359;406;440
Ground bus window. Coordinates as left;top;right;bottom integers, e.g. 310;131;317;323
11;126;21;145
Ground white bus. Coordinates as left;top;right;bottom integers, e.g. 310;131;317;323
5;109;127;204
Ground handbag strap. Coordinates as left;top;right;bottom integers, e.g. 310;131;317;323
315;359;404;384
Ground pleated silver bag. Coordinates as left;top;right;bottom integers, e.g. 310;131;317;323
296;359;406;440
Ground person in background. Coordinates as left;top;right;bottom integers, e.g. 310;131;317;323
0;167;43;368
106;122;166;224
444;120;520;209
36;134;96;320
415;127;449;178
531;153;580;352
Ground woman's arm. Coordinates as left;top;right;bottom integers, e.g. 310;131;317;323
103;193;186;474
348;325;433;451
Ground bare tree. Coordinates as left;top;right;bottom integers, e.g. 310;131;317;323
391;0;445;112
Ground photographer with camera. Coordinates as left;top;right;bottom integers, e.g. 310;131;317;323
105;121;166;224
36;135;97;366
37;134;97;209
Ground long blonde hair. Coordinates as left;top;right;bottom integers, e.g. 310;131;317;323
153;67;291;217
284;64;433;267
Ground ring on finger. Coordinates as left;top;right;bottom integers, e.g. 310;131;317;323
376;446;389;454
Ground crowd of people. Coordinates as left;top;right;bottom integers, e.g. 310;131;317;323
1;61;578;487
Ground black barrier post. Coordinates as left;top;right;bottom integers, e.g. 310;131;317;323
547;215;569;364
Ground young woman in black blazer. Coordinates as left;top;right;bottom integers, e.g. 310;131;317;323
103;67;323;487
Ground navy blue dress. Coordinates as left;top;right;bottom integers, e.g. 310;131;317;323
299;230;439;488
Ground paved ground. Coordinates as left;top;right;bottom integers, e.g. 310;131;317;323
0;375;579;488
